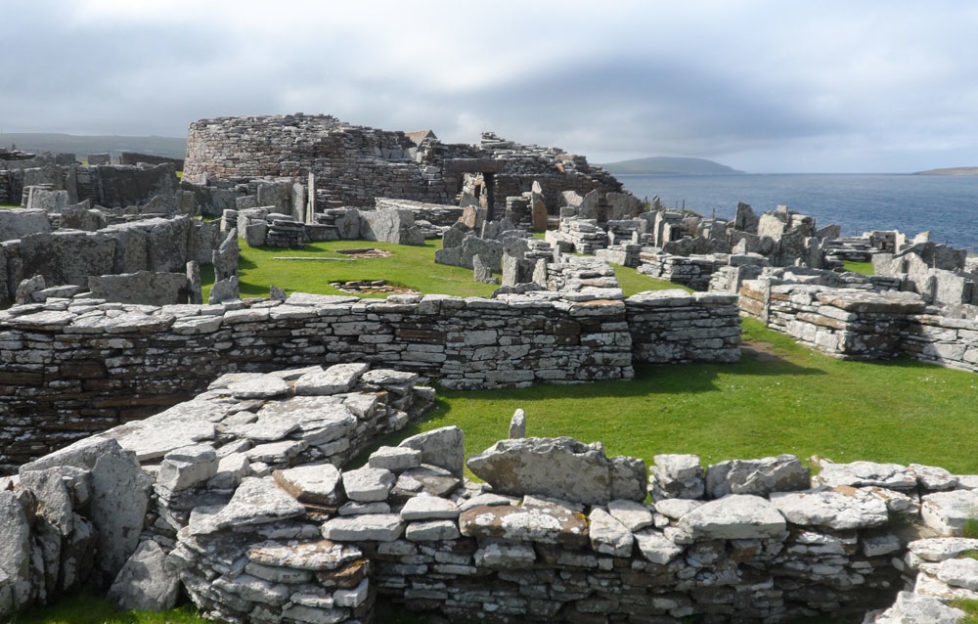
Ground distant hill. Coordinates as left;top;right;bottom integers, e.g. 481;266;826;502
0;132;187;160
601;156;743;175
914;166;978;176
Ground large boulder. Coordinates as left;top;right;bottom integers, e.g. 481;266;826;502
87;271;190;306
0;491;32;616
399;426;464;477
107;540;180;611
466;436;646;505
360;209;424;246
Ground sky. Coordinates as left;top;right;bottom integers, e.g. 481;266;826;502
2;1;978;173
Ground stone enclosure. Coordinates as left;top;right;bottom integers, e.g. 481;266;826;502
2;368;977;624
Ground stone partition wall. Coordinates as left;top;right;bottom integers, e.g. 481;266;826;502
627;290;742;363
740;278;978;371
4;371;978;623
0;289;743;471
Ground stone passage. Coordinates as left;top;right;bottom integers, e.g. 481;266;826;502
3;373;978;623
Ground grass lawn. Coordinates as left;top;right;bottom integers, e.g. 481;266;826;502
10;594;208;624
842;260;875;275
202;238;681;301
357;316;978;478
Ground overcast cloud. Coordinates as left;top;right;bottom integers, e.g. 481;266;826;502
2;0;977;172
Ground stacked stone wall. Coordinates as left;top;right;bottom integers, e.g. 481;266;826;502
0;289;744;471
740;279;978;371
7;372;978;623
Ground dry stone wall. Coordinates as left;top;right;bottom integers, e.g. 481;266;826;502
0;289;742;471
740;278;978;371
5;373;978;624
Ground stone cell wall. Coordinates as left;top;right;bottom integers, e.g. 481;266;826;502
0;289;743;471
739;279;978;371
627;290;742;363
9;370;978;623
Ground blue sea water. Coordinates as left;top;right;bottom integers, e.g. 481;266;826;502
617;174;978;253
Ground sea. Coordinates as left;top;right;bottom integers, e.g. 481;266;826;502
617;174;978;253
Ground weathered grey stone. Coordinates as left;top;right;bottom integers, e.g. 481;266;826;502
15;274;45;304
814;459;918;491
368;446;422;472
272;464;342;505
321;514;404;542
342;466;396;502
908;537;978;563
226;374;291;399
634;529;685;565
295;363;369;395
922;489;978;535
156;444;218;492
18;467;74;535
769;487;889;530
508;408;526;438
360;208;424;245
678;495;787;540
208;275;239;304
706;454;810;498
654;498;703;520
400;495;460;521
195;477;305;534
339;501;390;516
91;444;151;580
247;540;362;571
0;491;32;613
937;557;978;591
458;502;588;547
107;540;180;611
650;454;704;500
186;261;202;304
472;254;497;284
607;499;654;532
405;519;461;541
212;228;239;281
0;208;50;239
468;436;641;505
88;270;190;306
399;426;465;477
909;463;959;491
589;507;634;557
611;455;648;501
393;465;461;499
245;221;268;247
872;591;965;624
474;542;536;570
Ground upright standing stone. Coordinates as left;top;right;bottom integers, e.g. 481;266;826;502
509;408;526;439
90;445;152;582
472;254;495;284
186;261;203;304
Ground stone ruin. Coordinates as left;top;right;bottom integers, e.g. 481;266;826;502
2;367;978;623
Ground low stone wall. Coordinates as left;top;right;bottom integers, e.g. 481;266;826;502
0;287;745;471
740;279;978;371
5;371;978;623
627;290;742;363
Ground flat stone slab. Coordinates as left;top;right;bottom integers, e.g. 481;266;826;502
922;489;978;535
909;538;978;563
405;519;461;541
458;503;588;547
393;465;461;498
770;486;889;530
678;494;787;540
400;495;460;521
475;542;536;570
342;466;396;502
814;459;917;490
273;464;342;506
872;591;965;624
194;477;305;534
295;363;369;395
226;375;291;399
321;514;404;542
247;540;362;571
369;446;422;472
938;557;978;591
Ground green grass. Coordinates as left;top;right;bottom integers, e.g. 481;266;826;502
2;204;21;209
358;317;978;478
11;594;208;624
842;260;874;275
612;263;692;296
202;239;499;302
